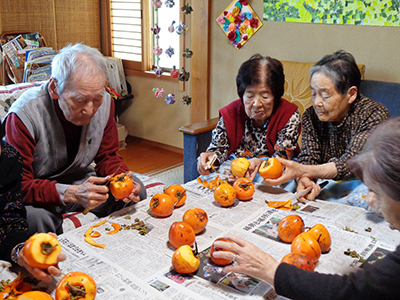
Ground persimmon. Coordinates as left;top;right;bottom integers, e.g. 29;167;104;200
18;291;54;300
210;237;235;266
172;244;200;274
307;223;332;253
55;271;97;300
291;232;321;263
110;173;134;199
164;184;187;207
23;233;62;269
258;157;283;179
233;178;255;201
230;157;250;177
168;221;196;249
149;193;174;217
214;183;236;207
278;215;305;243
281;252;315;271
182;208;208;234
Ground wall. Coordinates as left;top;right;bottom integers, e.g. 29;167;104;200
120;75;191;149
209;0;400;117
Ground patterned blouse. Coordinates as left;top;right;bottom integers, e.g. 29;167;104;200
207;109;301;163
298;95;390;181
0;140;29;261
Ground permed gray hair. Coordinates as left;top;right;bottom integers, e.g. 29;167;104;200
51;43;108;95
348;117;400;202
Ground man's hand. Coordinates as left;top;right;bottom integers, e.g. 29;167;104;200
296;177;319;203
246;158;264;181
64;176;110;210
118;172;141;203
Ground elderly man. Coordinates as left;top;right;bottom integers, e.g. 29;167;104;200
264;50;389;203
4;43;146;235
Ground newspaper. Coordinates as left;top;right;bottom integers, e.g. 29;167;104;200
1;179;399;299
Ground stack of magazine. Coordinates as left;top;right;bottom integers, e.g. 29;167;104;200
2;32;55;83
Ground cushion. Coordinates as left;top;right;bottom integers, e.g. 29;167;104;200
0;82;44;121
281;60;366;116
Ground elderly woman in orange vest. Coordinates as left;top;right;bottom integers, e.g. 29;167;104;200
197;54;301;182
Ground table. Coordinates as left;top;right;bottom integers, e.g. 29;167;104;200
2;178;400;300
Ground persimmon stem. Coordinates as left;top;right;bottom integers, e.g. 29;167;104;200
66;282;87;299
41;243;58;255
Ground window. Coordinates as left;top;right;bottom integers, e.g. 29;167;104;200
106;0;181;76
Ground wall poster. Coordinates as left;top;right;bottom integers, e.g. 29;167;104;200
263;0;400;26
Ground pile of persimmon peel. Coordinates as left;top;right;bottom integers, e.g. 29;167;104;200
84;220;121;248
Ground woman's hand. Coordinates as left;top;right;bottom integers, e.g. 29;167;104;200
263;157;303;186
246;158;264;181
197;152;217;175
17;233;66;283
296;177;319;203
211;234;279;285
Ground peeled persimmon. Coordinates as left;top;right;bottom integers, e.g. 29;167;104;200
18;291;54;300
168;221;196;249
307;223;331;253
230;157;250;177
281;252;315;271
278;215;305;243
291;232;321;263
23;233;62;269
55;271;97;300
149;193;174;217
182;208;208;234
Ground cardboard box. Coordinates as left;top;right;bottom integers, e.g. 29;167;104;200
117;123;128;150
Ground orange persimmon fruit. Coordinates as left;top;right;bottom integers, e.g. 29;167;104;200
55;271;97;300
278;215;305;243
307;223;332;253
210;237;235;266
168;221;196;249
258;157;283;179
291;232;321;263
281;252;315;271
233;178;255;201
18;291;54;300
182;208;208;234
149;193;174;217
110;173;134;199
214;183;236;207
164;184;187;207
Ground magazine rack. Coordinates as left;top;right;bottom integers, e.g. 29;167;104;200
1;31;47;85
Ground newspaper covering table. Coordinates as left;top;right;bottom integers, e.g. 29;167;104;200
1;178;400;299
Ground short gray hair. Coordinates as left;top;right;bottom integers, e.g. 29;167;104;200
349;117;400;202
51;43;108;94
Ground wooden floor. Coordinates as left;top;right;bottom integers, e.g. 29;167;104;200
118;136;183;174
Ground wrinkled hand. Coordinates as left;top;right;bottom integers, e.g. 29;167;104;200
18;233;66;283
64;176;109;210
297;177;319;203
263;157;303;186
246;158;264;181
197;152;217;175
211;234;279;285
119;172;141;203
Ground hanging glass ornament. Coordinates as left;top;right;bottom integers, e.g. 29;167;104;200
181;4;194;14
175;21;189;35
178;67;190;81
182;48;193;58
165;0;175;8
153;46;163;56
170;66;179;78
168;21;176;33
151;24;161;36
152;87;165;98
165;94;176;105
152;0;162;10
181;95;192;105
154;66;164;77
165;46;175;58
